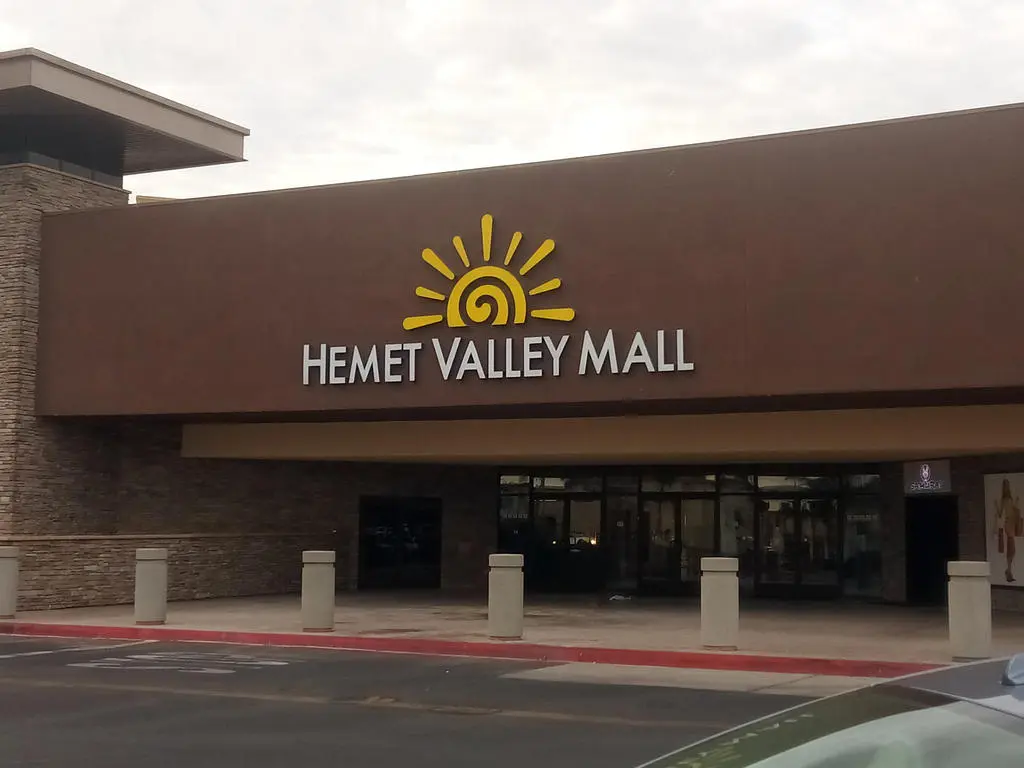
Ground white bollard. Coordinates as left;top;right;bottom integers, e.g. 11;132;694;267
488;553;525;640
134;548;168;625
948;560;992;661
0;547;19;619
701;557;739;650
301;550;336;632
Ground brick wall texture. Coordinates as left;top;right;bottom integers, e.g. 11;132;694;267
0;164;498;610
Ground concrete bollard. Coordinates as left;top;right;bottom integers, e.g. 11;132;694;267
0;546;19;619
948;560;992;661
301;550;336;632
488;553;525;640
701;557;739;650
134;548;168;626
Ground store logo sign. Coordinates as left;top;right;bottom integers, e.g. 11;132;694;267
904;460;951;495
402;214;575;331
301;213;696;387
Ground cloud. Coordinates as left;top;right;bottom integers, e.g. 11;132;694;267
1;0;1023;198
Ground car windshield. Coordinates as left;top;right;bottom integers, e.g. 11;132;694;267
638;683;1024;768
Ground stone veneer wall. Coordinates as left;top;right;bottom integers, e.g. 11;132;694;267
0;165;124;606
879;463;907;603
0;166;128;538
7;420;497;610
0;164;498;610
8;420;348;610
14;533;327;609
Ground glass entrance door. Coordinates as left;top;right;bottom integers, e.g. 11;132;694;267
640;498;679;588
756;497;841;597
605;495;639;592
758;499;798;589
639;496;713;594
800;498;841;590
566;497;604;592
529;496;605;593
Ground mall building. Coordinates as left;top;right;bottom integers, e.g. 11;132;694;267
3;49;1024;612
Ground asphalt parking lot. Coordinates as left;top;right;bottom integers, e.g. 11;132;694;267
0;636;810;767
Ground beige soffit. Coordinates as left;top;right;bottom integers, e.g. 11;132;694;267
181;404;1024;464
0;48;248;173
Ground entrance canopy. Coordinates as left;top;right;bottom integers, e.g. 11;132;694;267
0;48;248;179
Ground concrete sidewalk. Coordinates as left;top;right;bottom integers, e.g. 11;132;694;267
4;593;1024;677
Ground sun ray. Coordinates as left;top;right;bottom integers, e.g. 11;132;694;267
503;231;523;266
530;307;575;322
409;217;575;332
481;214;493;263
452;236;471;268
416;286;447;301
402;314;445;331
422;248;455;280
529;278;561;296
519;239;555;276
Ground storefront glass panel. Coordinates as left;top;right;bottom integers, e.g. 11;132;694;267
497;494;530;554
641;498;678;584
720;495;756;594
607;475;640;493
533;498;565;545
567;498;604;591
641;473;717;493
720;473;756;493
680;498;716;581
846;474;882;494
801;498;841;587
569;499;601;546
843;495;884;598
758;475;840;493
532;474;602;493
605;495;639;591
759;499;799;587
497;466;884;600
499;474;531;491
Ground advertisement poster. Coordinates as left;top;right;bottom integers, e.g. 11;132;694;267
985;473;1024;587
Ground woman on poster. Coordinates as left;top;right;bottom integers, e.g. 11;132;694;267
993;477;1022;583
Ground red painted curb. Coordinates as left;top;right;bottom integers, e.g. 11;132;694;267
0;621;939;678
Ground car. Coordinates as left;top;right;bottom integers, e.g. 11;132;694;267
636;654;1024;768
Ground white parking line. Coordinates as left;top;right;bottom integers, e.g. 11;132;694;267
67;651;294;674
0;640;155;660
502;663;877;696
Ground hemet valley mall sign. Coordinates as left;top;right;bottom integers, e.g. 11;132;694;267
301;214;695;386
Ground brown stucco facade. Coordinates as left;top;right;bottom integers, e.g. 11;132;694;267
4;49;1024;612
34;103;1024;419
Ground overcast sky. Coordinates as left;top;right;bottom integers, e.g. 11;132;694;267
2;0;1023;199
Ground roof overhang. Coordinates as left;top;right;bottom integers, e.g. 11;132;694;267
0;48;249;175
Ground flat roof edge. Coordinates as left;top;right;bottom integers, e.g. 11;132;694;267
0;48;250;137
59;95;1024;206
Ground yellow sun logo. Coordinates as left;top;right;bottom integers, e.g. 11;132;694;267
402;214;576;331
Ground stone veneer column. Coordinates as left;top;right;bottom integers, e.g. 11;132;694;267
0;166;127;537
952;460;989;562
879;463;907;603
